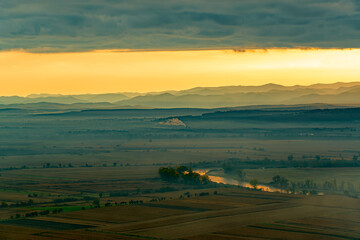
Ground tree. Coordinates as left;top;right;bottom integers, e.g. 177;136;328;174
199;175;211;185
289;182;297;194
93;199;100;206
182;170;201;184
288;154;294;161
250;179;259;189
279;177;289;190
236;169;246;180
27;199;34;206
159;166;211;185
323;180;336;191
175;166;188;175
222;161;233;173
272;175;288;190
305;179;316;189
272;175;281;184
158;167;180;182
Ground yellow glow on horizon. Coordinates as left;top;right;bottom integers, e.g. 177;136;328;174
0;49;360;96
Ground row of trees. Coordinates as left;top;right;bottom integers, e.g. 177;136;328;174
158;166;210;185
10;208;63;220
269;175;357;195
223;162;246;180
41;162;130;169
0;199;34;208
193;155;360;170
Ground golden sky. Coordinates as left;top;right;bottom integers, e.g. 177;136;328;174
1;49;360;96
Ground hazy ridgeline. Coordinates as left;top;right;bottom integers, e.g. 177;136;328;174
2;82;360;108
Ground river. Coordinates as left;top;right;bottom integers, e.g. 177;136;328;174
195;169;287;193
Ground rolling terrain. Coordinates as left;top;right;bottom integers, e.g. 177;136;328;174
0;186;358;239
0;87;358;239
1;82;360;108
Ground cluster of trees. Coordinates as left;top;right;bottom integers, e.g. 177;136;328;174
179;191;217;199
102;162;119;167
286;158;359;168
194;155;360;170
271;175;289;190
50;208;64;214
270;175;318;194
53;198;78;203
10;208;63;220
198;192;210;196
0;165;29;173
150;197;167;202
249;179;259;189
128;200;144;205
43;163;74;168
222;161;246;180
269;175;358;196
158;166;210;185
91;199;145;208
41;162;130;169
0;199;34;208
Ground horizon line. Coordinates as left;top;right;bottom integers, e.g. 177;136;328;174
0;81;359;98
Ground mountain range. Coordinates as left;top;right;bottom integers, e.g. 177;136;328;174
1;82;360;108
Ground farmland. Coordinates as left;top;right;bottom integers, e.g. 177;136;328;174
0;187;359;239
0;104;359;238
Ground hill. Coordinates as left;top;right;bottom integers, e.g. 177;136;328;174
0;82;360;108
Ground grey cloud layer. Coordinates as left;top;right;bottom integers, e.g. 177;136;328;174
1;0;359;52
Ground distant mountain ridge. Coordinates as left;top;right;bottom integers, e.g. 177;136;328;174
114;82;360;108
0;82;360;108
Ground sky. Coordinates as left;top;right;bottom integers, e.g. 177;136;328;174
1;0;360;95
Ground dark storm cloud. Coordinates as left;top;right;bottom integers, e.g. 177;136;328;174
0;0;359;52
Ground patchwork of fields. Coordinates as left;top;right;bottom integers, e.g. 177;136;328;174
0;188;359;239
0;106;358;239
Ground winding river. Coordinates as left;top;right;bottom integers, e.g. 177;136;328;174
195;169;286;193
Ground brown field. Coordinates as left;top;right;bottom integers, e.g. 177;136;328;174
57;205;193;224
0;140;358;240
0;187;358;240
0;166;163;207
